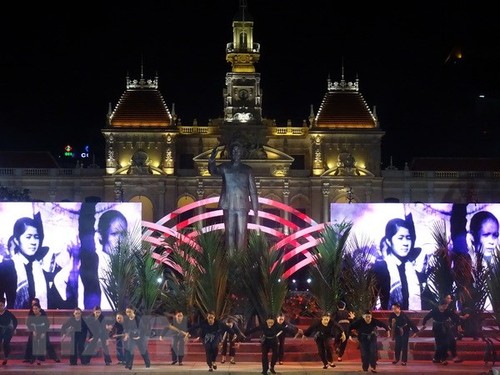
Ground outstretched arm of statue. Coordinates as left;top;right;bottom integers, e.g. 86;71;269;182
208;146;220;175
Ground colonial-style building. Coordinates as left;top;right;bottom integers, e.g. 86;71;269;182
1;4;499;226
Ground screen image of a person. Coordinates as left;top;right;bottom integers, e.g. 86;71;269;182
468;210;499;266
53;207;129;310
0;215;50;309
372;214;426;310
208;141;259;252
94;210;128;309
467;210;499;311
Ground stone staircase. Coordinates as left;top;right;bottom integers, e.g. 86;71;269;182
7;309;499;363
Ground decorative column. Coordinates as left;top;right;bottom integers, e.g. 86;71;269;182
283;179;290;235
322;181;330;223
163;134;174;175
114;180;123;202
105;134;117;175
312;135;325;176
196;178;205;230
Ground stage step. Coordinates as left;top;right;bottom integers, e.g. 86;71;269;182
6;309;498;363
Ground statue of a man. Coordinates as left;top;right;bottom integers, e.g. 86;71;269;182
208;142;259;252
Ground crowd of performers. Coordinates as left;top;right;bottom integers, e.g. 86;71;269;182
0;295;482;373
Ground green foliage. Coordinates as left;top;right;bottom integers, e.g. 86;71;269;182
192;230;231;317
308;222;352;313
237;232;288;323
342;233;378;316
425;220;455;306
466;251;489;312
486;248;500;327
159;240;197;315
101;228;141;312
132;247;164;315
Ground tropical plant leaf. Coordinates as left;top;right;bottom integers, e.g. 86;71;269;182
237;232;288;323
486;247;500;326
101;223;142;312
308;222;352;313
132;247;164;315
425;220;455;306
191;230;230;317
342;233;378;316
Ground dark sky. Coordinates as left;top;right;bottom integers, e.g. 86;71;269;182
1;1;499;168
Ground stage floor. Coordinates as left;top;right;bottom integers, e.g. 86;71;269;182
0;359;497;375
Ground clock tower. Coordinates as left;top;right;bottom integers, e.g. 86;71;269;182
223;0;262;125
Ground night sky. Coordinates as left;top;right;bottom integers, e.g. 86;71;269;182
1;1;499;169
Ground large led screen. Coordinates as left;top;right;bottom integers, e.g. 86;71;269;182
0;202;141;310
330;203;499;311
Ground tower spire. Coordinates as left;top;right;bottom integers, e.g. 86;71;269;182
240;0;247;21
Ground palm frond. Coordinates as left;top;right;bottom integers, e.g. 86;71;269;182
101;224;142;311
308;221;352;313
192;230;230;317
237;232;288;322
425;220;455;306
486;248;500;326
342;233;378;316
132;247;164;315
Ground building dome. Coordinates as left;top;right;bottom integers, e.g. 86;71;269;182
313;77;377;129
108;75;172;128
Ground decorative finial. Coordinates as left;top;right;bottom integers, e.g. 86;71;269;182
240;0;247;21
341;57;345;81
141;55;144;79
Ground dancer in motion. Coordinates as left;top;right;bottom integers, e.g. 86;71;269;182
0;298;18;365
388;302;419;366
303;312;346;369
350;310;391;373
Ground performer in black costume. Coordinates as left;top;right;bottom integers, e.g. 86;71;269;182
388;302;419;366
333;301;355;362
61;307;89;366
349;310;391;373
275;312;302;365
303;312;346;369
0;298;18;365
421;299;461;365
159;310;190;366
189;311;234;372
245;314;284;375
122;305;151;370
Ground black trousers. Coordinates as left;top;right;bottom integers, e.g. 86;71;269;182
261;338;278;373
393;333;410;362
0;328;14;358
314;336;334;365
124;337;151;368
359;336;378;371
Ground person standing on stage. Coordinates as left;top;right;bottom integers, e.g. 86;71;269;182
107;311;125;365
0;298;18;365
333;301;355;362
123;305;151;370
245;314;283;375
61;307;89;366
189;311;233;372
421;298;461;365
159;310;190;366
388;302;419;366
350;310;391;373
25;303;50;365
303;312;345;369
82;305;112;365
275;312;302;365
